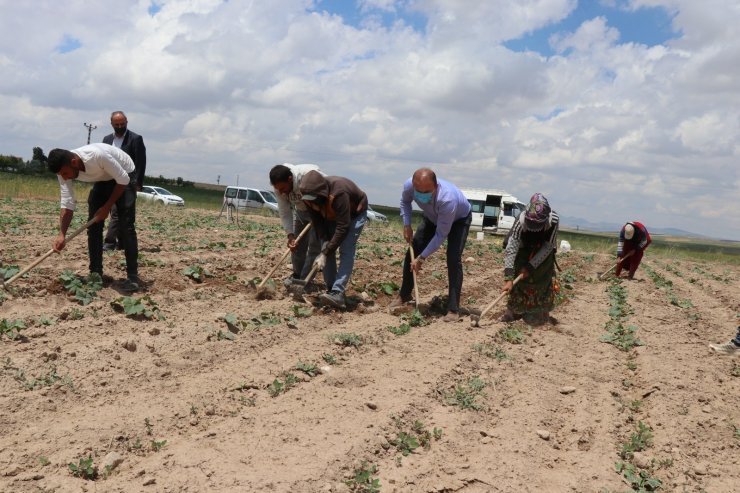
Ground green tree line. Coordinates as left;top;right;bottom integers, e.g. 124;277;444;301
0;148;194;188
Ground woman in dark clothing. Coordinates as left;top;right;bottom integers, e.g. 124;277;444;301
500;193;559;325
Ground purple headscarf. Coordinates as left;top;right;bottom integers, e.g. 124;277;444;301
523;193;551;230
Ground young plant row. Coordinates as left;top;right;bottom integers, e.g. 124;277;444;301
642;264;695;312
600;280;666;491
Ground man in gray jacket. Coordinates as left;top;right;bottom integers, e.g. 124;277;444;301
269;163;323;282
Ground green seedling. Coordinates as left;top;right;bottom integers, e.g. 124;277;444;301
268;373;298;397
68;456;97;480
150;439;167;452
144;418;153;436
19;366;73;391
615;462;662;491
0;265;20;281
346;461;380;493
388;323;411;336
620;421;653;459
207;328;235;341
332;332;364;348
402;309;428;327
295;361;320;377
445;375;486;411
66;308;85;320
291;305;313;318
182;264;213;282
390;431;419;456
322;353;337;365
59;270;102;306
472;343;508;360
601;321;643;351
498;326;524;344
0;318;26;340
38;456;50;466
36;315;55;326
110;295;164;320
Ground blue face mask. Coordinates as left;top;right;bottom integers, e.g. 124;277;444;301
414;189;434;204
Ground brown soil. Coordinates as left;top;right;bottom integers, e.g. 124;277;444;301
1;203;739;492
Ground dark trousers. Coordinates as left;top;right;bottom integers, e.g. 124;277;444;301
400;212;472;313
88;177;138;278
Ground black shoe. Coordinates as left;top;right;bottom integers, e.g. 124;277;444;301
319;290;346;309
122;277;141;292
103;243;117;252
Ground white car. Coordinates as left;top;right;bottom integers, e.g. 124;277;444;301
137;186;185;206
366;206;388;223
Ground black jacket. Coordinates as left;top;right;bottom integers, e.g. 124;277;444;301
103;130;146;188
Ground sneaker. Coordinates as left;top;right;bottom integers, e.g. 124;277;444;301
709;342;740;355
443;312;461;323
122;277;141;292
103;243;117;252
319;290;346;309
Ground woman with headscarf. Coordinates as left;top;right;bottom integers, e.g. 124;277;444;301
615;222;651;280
500;193;559;325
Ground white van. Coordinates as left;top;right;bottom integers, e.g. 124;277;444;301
223;186;279;215
461;188;526;234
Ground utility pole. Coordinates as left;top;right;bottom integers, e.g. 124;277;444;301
217;175;220;185
83;122;97;144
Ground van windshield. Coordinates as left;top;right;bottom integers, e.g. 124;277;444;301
261;190;277;204
225;188;237;198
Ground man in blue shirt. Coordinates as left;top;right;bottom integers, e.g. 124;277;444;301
392;168;472;322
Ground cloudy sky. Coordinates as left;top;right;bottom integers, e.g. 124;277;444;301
1;0;738;240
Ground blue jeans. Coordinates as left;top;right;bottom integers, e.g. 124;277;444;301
323;211;367;293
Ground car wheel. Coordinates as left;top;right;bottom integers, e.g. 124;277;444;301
157;199;165;205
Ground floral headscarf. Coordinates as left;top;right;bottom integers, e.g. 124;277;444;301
523;193;551;231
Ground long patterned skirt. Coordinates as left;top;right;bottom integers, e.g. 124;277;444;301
507;246;556;322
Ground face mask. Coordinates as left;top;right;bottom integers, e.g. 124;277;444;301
114;126;127;137
414;189;433;204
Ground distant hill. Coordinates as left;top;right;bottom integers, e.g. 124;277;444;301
558;215;708;239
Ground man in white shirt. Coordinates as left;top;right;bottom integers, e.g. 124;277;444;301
269;163;324;282
47;143;140;291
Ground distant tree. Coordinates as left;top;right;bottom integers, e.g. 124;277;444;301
176;177;183;186
0;154;24;172
32;147;47;163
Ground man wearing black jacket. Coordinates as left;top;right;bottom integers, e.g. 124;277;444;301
102;111;146;251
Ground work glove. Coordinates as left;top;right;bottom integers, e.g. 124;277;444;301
313;253;327;271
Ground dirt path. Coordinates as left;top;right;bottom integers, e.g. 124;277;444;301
1;200;739;492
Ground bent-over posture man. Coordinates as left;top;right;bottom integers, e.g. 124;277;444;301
48;143;140;291
299;170;368;310
269;163;323;282
392;167;472;322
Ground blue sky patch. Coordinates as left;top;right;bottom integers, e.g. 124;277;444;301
56;35;81;54
311;0;426;32
505;2;678;56
148;1;162;16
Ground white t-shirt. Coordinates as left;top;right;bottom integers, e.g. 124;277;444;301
58;143;135;211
